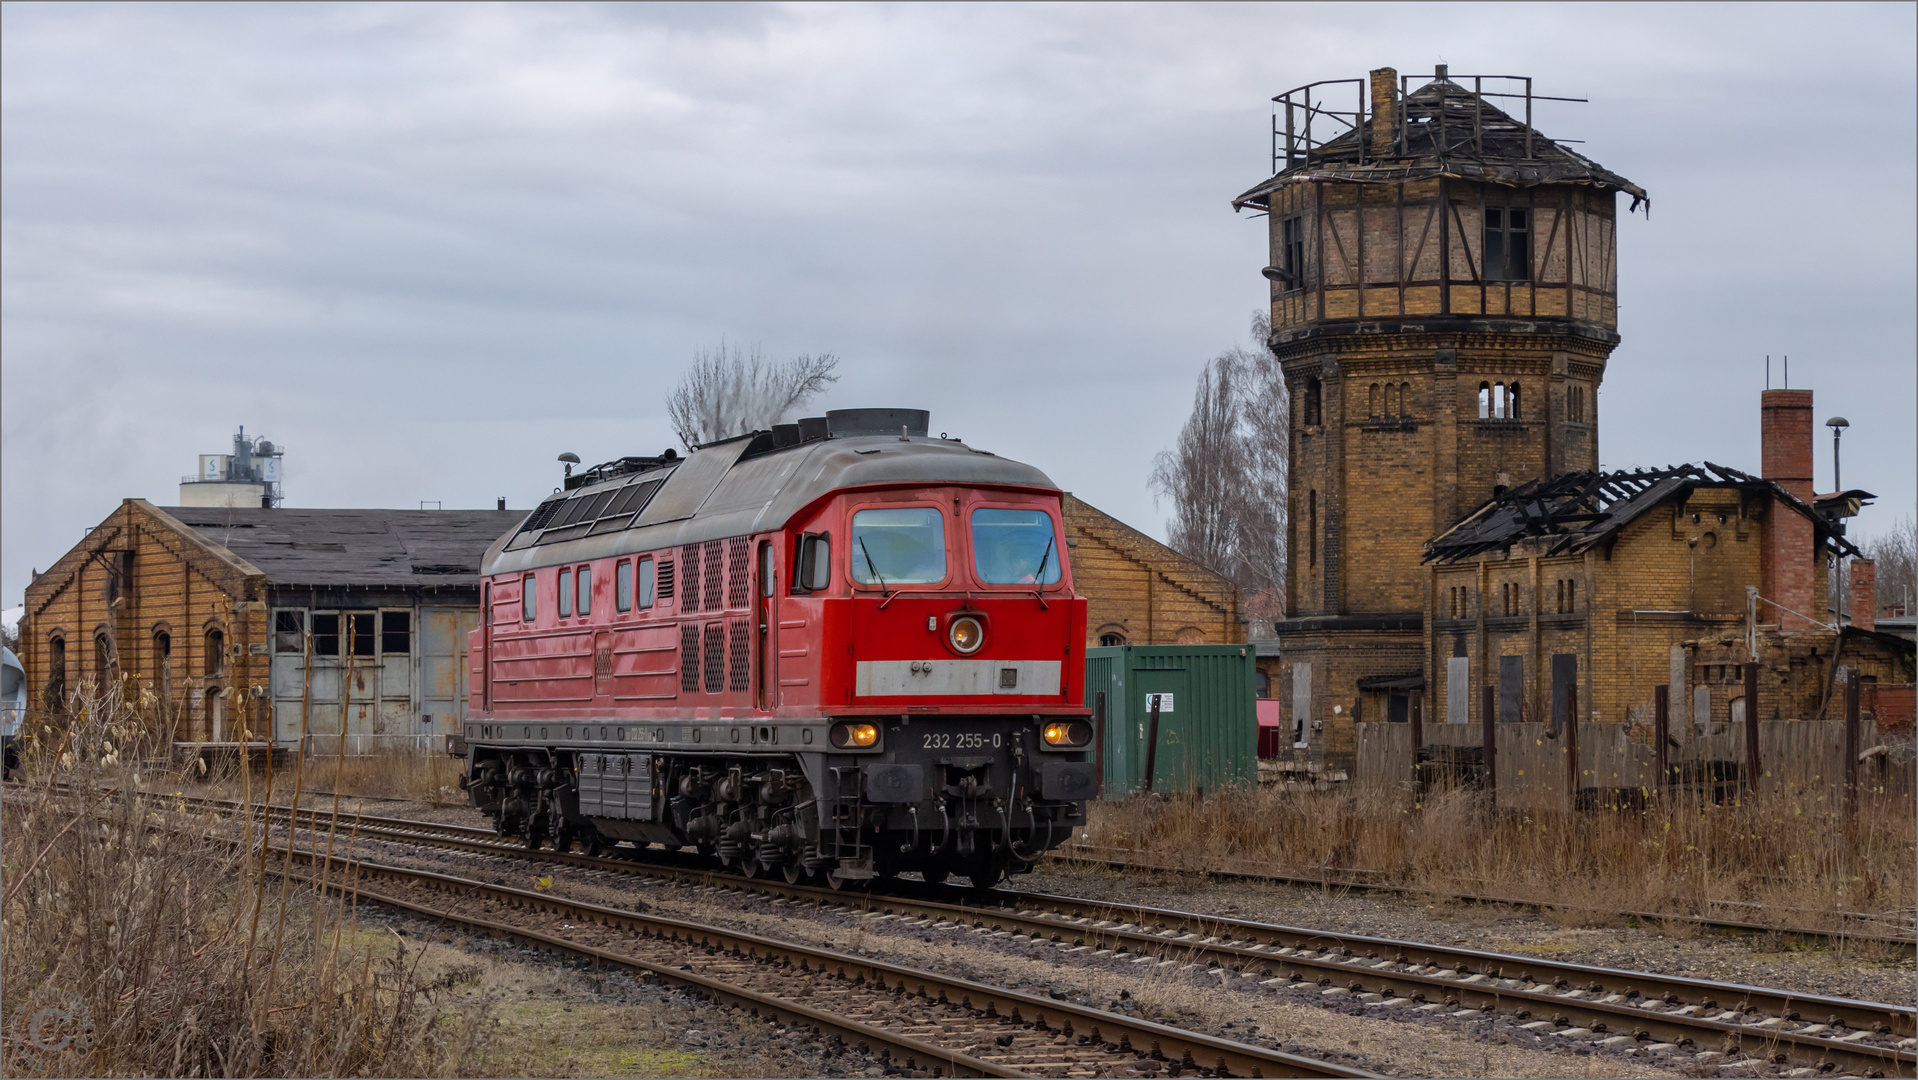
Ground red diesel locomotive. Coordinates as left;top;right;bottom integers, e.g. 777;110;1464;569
456;408;1097;888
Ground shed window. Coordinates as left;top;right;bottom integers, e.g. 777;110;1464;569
381;611;411;655
154;629;172;673
312;613;340;656
522;574;536;622
576;566;592;616
47;637;66;701
348;613;375;657
1483;206;1530;281
616;560;633;612
96;632;113;679
205;628;225;675
558;569;572;618
274;610;305;653
1099;632;1126;647
639;557;657;609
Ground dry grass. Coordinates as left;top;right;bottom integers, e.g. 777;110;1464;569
2;682;492;1076
1085;781;1917;935
296;751;467;806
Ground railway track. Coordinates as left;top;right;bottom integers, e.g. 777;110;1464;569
1051;846;1918;954
199;792;1918;1077
265;840;1375;1079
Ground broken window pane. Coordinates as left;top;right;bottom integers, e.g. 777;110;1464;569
382;610;411;655
274;610;305;653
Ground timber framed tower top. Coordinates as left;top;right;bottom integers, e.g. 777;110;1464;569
1234;65;1647;351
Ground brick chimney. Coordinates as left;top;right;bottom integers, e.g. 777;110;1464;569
1850;559;1876;632
1760;389;1816;630
1369;67;1397;154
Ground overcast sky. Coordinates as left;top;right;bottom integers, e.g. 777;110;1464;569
4;2;1914;610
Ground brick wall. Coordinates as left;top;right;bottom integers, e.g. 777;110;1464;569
1062;496;1244;648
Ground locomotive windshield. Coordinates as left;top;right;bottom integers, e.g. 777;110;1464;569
850;507;946;585
970;508;1062;584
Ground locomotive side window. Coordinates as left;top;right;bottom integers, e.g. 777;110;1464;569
616;560;633;613
639;556;657;609
794;533;831;593
970;508;1062;585
558;569;572;618
522;573;536;622
850;508;945;586
576;566;592;616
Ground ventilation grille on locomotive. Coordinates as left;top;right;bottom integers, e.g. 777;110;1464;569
701;623;726;694
725;537;750;609
682;543;704;612
701;539;725;612
657;559;675;600
679;624;700;693
727;617;751;692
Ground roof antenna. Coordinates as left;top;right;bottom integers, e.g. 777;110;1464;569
1765;355;1771;390
1783;355;1788;388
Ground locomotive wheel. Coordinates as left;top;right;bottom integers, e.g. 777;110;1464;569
959;851;1003;890
921;868;950;885
740;856;762;879
782;861;805;884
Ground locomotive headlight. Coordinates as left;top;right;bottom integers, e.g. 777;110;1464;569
947;615;985;655
830;721;880;749
1042;720;1093;747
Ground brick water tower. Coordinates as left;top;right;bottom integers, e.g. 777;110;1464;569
1232;66;1646;764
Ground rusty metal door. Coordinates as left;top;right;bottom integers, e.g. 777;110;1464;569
420;608;479;740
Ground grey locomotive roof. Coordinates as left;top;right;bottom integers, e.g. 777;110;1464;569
162;506;526;587
1234;78;1646;212
481;433;1058;576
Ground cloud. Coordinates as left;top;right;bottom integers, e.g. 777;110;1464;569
3;2;1913;606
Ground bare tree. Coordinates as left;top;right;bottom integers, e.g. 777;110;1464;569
1859;514;1917;617
667;341;839;448
1149;314;1288;632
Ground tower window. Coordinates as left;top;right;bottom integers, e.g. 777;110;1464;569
1398;382;1411;418
1483;206;1531;281
1280;215;1306;292
1568;385;1587;423
1305;378;1322;427
1304;491;1319;571
1509;382;1521;420
1368;383;1380;418
1478;382;1491;419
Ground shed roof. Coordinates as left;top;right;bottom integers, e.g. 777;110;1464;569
1423;463;1859;564
1234;77;1646;212
162;506;525;587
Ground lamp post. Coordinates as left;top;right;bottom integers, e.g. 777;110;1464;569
1825;417;1848;491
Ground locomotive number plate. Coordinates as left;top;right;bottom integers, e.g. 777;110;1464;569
921;732;1001;750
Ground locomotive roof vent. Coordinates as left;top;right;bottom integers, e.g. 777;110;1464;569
825;408;929;439
797;416;830;442
771;423;803;448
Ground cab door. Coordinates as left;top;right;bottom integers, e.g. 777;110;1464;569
756;540;776;711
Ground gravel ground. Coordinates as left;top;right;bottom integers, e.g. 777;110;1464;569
347;901;878;1078
1007;861;1918;1009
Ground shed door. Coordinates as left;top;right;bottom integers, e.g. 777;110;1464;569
420;608;479;740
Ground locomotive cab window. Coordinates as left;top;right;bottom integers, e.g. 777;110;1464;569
970;508;1062;585
794;533;831;593
850;508;945;586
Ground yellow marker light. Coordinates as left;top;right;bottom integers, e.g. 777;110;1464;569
1042;720;1091;747
948;615;985;654
831;722;880;749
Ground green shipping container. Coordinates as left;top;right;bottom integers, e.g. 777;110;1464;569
1083;644;1258;798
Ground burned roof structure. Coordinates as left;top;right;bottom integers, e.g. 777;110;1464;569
1424;463;1861;564
161;506;525;587
1233;67;1647;214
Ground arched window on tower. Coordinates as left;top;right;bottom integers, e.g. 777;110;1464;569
1493;382;1508;419
1305;378;1322;426
1367;383;1379;418
1399;382;1411;418
1509;383;1521;420
1478;382;1491;419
